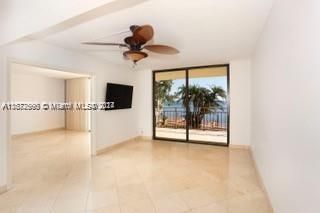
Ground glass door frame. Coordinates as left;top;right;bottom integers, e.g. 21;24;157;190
152;64;230;147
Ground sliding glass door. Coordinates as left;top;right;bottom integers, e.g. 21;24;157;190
153;65;229;146
188;67;228;144
153;70;187;141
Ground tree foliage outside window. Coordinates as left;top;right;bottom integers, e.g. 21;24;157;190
154;80;175;125
176;85;226;128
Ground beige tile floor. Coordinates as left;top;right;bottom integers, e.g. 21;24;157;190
0;130;273;213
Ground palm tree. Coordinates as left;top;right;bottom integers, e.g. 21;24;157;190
154;80;174;126
176;85;226;129
209;86;227;109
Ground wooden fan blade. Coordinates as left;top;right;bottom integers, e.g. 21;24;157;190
144;45;179;54
133;25;154;43
82;42;127;47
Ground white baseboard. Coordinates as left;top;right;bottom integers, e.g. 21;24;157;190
249;147;274;212
11;127;65;138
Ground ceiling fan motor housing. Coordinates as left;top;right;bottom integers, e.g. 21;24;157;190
124;36;144;50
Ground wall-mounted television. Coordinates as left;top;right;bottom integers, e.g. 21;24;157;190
105;83;133;110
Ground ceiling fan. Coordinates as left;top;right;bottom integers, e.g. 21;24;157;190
82;25;179;64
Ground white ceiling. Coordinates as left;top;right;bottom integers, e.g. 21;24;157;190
40;0;274;70
11;63;90;79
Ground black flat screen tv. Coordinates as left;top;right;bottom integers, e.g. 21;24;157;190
105;83;133;110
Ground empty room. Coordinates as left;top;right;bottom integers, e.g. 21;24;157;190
0;0;319;213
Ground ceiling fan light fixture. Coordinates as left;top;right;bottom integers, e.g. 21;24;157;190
123;50;148;63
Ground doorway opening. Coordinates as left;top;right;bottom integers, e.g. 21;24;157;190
7;61;95;188
153;64;229;146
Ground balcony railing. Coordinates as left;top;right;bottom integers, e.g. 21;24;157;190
156;107;228;131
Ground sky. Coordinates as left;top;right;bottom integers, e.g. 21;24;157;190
169;76;228;95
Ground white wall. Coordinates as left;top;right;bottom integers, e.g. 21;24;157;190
251;0;320;212
0;40;140;187
230;60;251;145
136;60;252;146
10;71;65;135
136;69;153;137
